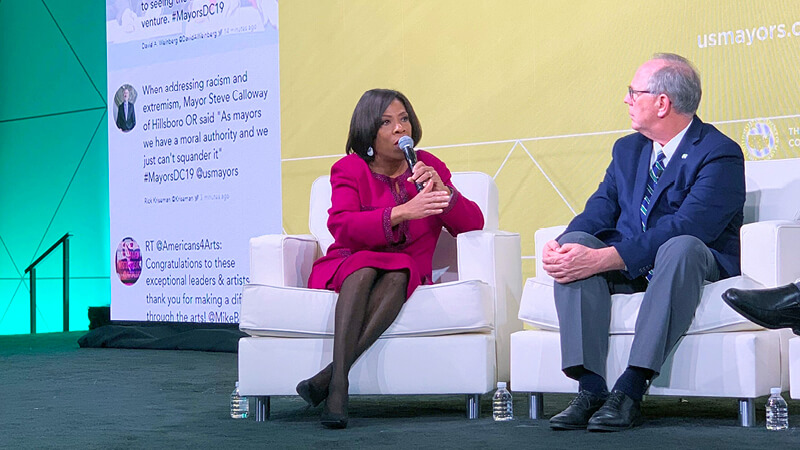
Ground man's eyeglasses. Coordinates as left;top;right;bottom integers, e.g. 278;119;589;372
628;86;652;102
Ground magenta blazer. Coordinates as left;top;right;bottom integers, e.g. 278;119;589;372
307;151;484;298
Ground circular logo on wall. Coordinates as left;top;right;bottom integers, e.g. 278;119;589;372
741;119;779;161
115;237;142;285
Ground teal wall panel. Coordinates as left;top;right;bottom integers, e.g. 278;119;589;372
0;1;104;121
0;280;33;335
44;0;107;95
0;0;109;335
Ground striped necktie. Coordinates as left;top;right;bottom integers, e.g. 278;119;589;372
640;150;666;280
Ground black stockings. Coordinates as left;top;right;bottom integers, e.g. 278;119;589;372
309;268;409;416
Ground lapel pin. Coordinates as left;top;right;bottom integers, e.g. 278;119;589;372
681;154;688;159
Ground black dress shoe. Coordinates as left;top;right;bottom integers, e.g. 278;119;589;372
549;390;608;430
587;390;643;432
296;379;328;408
722;283;800;334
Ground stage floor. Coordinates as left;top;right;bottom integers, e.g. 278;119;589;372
2;331;799;448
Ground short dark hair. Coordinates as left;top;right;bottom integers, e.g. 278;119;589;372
346;89;422;161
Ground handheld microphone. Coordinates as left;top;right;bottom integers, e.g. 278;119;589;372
398;136;423;192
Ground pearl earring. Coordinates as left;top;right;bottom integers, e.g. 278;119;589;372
367;146;374;157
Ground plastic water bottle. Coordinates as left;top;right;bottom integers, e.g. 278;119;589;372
230;381;249;419
766;387;788;430
492;381;513;421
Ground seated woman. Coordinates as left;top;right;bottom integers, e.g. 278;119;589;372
296;88;485;429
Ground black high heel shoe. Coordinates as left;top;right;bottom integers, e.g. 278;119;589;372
320;400;349;429
296;379;328;408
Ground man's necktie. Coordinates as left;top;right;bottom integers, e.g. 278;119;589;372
640;150;666;280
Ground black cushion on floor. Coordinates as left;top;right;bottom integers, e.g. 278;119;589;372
77;323;246;352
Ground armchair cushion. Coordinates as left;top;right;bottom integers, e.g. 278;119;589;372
240;279;493;338
518;275;766;334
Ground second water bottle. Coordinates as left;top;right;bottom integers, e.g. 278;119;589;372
492;381;513;421
230;381;249;419
766;387;788;430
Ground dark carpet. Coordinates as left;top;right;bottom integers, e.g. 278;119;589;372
2;331;800;449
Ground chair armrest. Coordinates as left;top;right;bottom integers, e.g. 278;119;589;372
534;225;567;282
741;220;800;287
249;234;319;287
457;230;522;381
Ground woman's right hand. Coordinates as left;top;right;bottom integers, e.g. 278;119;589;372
391;180;451;225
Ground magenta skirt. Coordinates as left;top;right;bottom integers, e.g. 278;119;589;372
308;249;425;299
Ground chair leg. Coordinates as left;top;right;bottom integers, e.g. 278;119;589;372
529;393;544;420
254;396;270;422
466;394;480;419
738;398;755;427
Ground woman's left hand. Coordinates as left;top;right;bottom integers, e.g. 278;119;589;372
409;162;449;193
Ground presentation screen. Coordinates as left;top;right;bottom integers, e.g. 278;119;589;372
106;1;281;323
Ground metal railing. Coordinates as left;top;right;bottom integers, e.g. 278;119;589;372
24;233;71;333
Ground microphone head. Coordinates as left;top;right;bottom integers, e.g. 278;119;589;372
397;135;422;191
398;136;414;150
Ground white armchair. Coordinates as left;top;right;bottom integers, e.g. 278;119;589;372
510;158;800;426
238;172;522;421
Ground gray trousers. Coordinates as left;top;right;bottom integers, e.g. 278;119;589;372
554;232;720;379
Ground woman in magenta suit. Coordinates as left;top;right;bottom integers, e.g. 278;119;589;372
297;89;484;428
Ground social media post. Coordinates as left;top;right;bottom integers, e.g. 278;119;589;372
106;0;278;47
108;46;280;211
110;232;250;323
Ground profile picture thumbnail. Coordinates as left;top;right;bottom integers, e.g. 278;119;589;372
115;237;142;285
113;84;137;132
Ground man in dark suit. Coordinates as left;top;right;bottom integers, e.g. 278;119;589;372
543;53;745;432
116;88;136;131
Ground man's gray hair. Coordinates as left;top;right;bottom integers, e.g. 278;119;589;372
648;53;702;116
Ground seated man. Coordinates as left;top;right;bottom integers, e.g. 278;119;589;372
543;53;745;432
723;282;800;334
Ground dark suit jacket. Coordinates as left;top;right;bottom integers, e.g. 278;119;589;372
116;101;136;131
564;116;745;280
